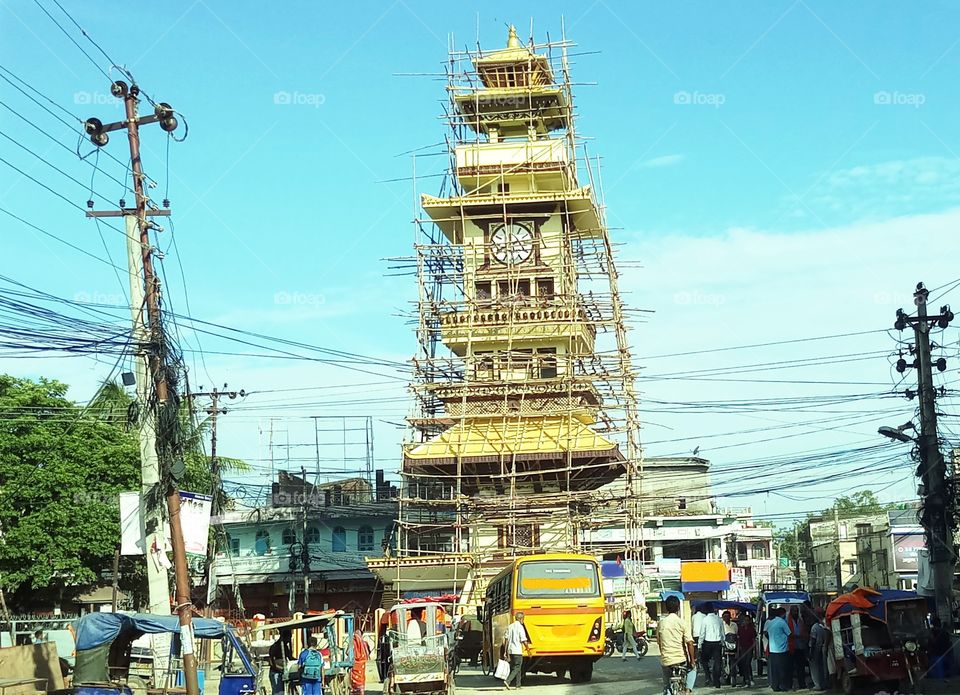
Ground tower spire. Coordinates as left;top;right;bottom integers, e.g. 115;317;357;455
506;24;521;48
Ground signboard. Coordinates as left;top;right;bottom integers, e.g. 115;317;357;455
730;567;746;585
120;490;213;556
779;557;790;568
892;532;925;574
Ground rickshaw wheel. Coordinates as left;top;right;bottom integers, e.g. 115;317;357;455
839;670;856;695
480;648;492;676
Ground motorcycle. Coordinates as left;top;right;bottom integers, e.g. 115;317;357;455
604;626;649;657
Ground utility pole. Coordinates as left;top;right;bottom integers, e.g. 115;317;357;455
894;282;956;628
794;526;803;591
85;80;199;694
190;385;244;611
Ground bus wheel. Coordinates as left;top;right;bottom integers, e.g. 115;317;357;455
554;668;566;680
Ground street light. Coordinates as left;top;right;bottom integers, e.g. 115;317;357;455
878;421;916;443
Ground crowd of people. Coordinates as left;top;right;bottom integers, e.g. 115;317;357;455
656;600;832;694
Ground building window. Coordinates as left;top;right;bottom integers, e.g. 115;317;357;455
254;529;271;556
282;528;296;546
855;523;871;537
497;182;510;194
306;526;321;544
497;524;540;550
475;281;492;303
751;544;769;560
677;498;687;510
536;347;557;378
228;535;240;557
474;351;496;380
844;560;858;576
516;279;531;297
536;277;555;300
358;526;374;552
736;543;748;562
332;526;347;552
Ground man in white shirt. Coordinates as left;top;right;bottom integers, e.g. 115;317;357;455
698;603;724;688
502;612;530;690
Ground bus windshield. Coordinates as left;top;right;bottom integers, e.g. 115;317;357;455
517;560;600;599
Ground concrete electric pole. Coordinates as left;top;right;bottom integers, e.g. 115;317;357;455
85;80;199;694
893;282;955;629
190;385;244;610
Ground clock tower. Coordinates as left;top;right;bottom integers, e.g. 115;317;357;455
371;24;643;605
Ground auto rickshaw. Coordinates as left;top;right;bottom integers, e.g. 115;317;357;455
70;612;256;695
825;588;928;695
381;601;456;695
259;611;356;695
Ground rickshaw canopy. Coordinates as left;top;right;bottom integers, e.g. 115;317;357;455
760;590;810;605
75;612;232;650
825;587;924;624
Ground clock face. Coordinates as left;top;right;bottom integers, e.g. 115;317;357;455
490;222;534;265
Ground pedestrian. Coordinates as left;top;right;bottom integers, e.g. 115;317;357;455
350;627;370;695
297;635;324;695
736;613;756;688
788;605;808;689
722;611;738;685
698;603;724;688
268;629;292;695
621;609;643;661
502;611;530;690
407;608;427;641
766;607;792;692
657;595;695;695
692;604;707;673
32;630;45;645
808;609;829;691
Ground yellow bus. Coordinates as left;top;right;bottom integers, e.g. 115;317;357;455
480;553;604;683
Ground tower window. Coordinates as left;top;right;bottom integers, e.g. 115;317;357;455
516;279;531;297
537;278;555;299
475;281;492;302
537;347;558;379
497;182;510;194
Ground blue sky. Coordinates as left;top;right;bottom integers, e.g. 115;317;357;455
2;1;960;525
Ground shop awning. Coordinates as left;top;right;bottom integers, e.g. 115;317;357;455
680;562;731;592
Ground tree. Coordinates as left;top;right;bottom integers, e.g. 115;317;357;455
0;375;141;609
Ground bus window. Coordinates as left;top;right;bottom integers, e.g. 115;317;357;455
517;560;600;598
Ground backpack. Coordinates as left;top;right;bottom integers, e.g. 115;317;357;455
302;648;323;680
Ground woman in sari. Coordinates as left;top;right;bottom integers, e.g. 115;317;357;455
351;627;371;695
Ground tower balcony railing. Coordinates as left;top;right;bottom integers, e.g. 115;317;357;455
439;304;595;332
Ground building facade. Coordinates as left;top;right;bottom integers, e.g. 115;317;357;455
214;473;397;616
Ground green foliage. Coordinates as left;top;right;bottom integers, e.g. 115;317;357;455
0;375;250;610
0;375;142;608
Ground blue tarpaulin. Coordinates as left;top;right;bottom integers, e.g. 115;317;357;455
75;612;230;650
601;561;626;578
